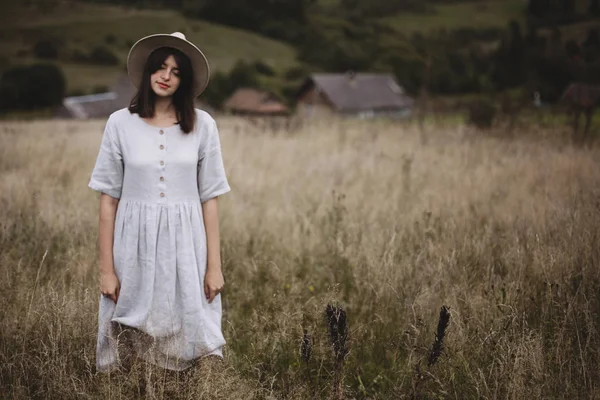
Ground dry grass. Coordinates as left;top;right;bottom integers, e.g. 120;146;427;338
1;116;600;399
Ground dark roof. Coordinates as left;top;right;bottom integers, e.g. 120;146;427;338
302;73;414;112
224;88;288;114
61;92;128;119
56;72;133;119
561;82;600;107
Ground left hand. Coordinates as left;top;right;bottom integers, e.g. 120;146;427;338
204;267;225;304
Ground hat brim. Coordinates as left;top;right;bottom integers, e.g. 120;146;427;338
127;34;210;98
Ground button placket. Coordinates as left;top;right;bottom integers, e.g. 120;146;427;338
158;128;167;201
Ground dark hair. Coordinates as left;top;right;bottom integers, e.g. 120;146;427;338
128;47;196;133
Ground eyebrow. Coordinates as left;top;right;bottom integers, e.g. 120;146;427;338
161;62;179;70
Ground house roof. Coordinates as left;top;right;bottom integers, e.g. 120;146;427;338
561;82;600;107
61;92;126;119
224;88;288;114
301;73;414;112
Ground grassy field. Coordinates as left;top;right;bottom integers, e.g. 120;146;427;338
2;2;298;95
1;116;600;398
380;0;526;33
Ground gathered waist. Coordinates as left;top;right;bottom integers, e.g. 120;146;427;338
118;197;202;207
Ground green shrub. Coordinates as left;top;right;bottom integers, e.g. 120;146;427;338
89;46;119;66
202;71;230;108
253;61;276;76
0;63;66;110
67;89;86;97
70;48;89;63
284;65;309;81
228;60;260;88
0;56;10;74
468;99;496;129
92;85;109;94
33;39;60;59
104;34;117;45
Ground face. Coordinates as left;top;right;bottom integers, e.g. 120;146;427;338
150;55;181;97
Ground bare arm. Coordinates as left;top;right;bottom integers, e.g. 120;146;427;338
202;197;225;303
203;197;222;270
98;193;120;302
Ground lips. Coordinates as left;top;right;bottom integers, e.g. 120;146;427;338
157;82;170;89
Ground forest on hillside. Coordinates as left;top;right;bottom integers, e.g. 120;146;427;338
56;0;600;99
3;0;599;111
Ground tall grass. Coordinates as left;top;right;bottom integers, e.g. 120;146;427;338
1;117;600;398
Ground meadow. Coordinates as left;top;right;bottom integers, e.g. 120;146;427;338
1;116;600;399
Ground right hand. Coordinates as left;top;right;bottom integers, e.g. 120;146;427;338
100;272;120;303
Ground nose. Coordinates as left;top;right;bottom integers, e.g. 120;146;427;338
161;69;171;81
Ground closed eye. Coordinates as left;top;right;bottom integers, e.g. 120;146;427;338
160;64;180;76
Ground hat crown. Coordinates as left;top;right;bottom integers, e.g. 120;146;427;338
170;32;186;40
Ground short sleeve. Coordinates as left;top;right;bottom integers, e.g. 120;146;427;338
88;116;124;199
198;118;231;203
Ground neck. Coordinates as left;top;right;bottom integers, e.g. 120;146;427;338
154;96;176;117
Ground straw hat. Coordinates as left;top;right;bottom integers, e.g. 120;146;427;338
127;32;210;98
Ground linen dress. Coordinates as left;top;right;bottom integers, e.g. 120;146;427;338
88;108;231;372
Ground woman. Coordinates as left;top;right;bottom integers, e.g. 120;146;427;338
88;32;231;373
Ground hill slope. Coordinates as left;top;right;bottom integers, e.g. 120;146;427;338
1;2;298;95
379;0;527;33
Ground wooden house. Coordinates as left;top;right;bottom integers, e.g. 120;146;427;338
223;88;289;116
296;72;414;119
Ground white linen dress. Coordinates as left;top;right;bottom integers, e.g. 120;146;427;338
88;108;231;372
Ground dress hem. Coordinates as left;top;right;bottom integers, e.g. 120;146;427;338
95;345;225;374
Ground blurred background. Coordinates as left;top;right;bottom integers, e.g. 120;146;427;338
2;0;599;132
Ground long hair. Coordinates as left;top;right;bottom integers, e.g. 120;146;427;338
128;47;196;133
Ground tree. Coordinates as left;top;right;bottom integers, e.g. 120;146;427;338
89;46;119;65
0;63;66;110
492;20;527;89
527;0;547;16
33;40;60;59
200;60;261;108
187;0;311;43
563;0;575;14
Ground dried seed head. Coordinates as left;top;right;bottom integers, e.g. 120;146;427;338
301;328;312;364
325;303;348;362
428;305;450;366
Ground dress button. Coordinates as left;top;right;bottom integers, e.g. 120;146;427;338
160;192;165;197
160;160;164;166
160;176;164;181
160;144;164;150
159;130;164;135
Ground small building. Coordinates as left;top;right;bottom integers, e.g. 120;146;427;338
296;72;414;119
223;88;289;116
56;73;213;119
55;73;134;119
